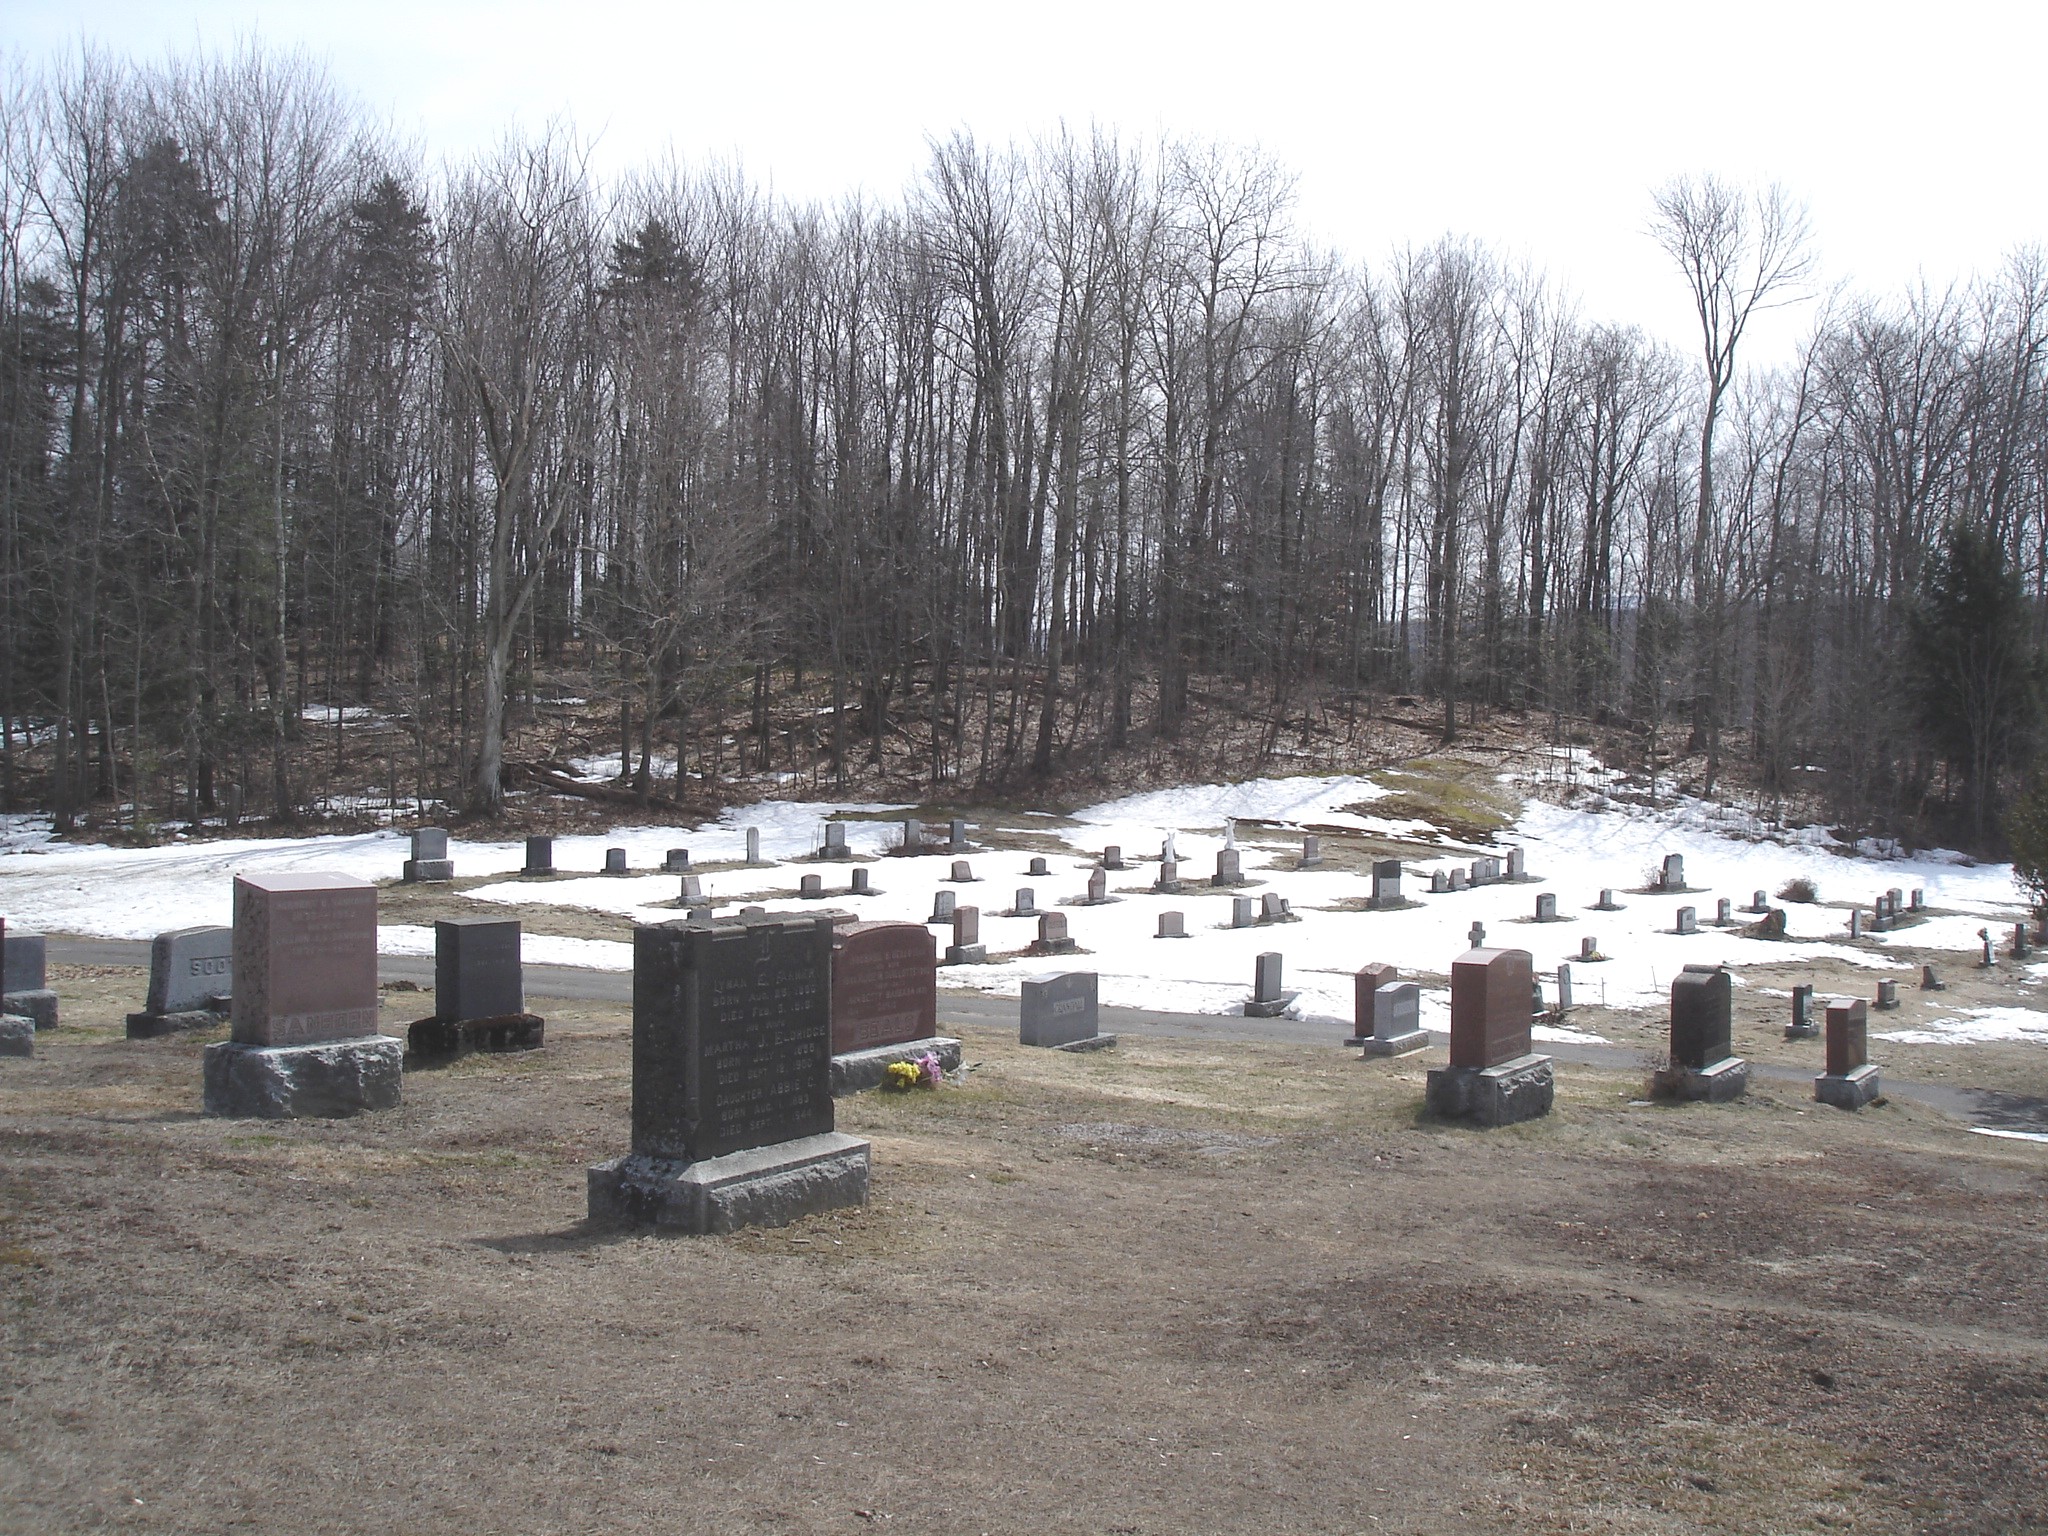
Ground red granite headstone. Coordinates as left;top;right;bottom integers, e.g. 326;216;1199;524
1824;997;1869;1077
1448;947;1533;1068
1354;962;1398;1036
830;921;938;1054
231;873;379;1046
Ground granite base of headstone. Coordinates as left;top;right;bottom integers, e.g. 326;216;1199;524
587;914;868;1233
202;873;400;1119
829;1036;963;1095
127;924;233;1037
1019;970;1112;1051
3;990;57;1031
0;1014;32;1058
1424;947;1553;1127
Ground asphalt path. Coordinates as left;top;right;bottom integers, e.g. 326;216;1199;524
42;936;2048;1133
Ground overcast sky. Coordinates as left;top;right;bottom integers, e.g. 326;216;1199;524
7;0;2043;360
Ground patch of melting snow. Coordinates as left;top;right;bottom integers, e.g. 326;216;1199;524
1969;1127;2048;1144
1873;1006;2048;1046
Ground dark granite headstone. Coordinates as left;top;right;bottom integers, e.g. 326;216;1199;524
435;917;523;1022
1669;963;1732;1069
3;928;47;993
524;836;554;875
631;915;834;1162
664;849;691;873
146;925;233;1014
1791;983;1815;1033
850;868;871;895
1029;856;1050;877
1448;947;1533;1069
1254;952;1284;1003
1824;998;1868;1078
829;921;936;1055
605;848;628;874
232;874;378;1046
1371;859;1403;906
950;860;974;883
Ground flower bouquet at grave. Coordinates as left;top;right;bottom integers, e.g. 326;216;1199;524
884;1053;944;1092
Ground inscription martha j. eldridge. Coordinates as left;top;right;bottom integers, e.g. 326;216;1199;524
632;915;834;1163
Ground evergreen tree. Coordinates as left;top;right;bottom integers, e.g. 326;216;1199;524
1905;520;2043;842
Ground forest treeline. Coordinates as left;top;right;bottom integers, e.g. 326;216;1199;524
1;48;2043;845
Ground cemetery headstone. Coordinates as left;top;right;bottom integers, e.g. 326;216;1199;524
523;836;554;876
1848;908;1862;939
850;867;872;896
949;860;975;883
1469;859;1488;887
1347;960;1399;1048
1363;981;1427;1058
587;913;868;1231
1223;819;1237;850
1244;952;1298;1018
1909;888;1923;911
679;874;704;906
1371;860;1404;908
1661;854;1686;891
1156;857;1181;893
1749;889;1768;913
203;873;399;1118
1232;895;1257;929
1430;870;1449;895
410;917;543;1060
1085;868;1109;904
800;873;824;899
1659;963;1746;1101
746;827;764;866
1019;970;1108;1050
1468;921;1486;950
1034;912;1077;955
1594;888;1619;911
1427;947;1552;1126
1015;888;1037;917
1259;891;1289;922
126;925;233;1038
1556;963;1573;1011
1029;856;1050;877
1213;848;1243;886
1158;911;1186;939
899;818;923;855
825;921;955;1093
604;847;629;875
1101;845;1126;870
664;849;692;874
1788;983;1817;1037
1535;893;1558;921
1580;935;1599;961
950;819;969;853
1506;847;1525;881
1300;835;1323;868
1875;978;1899;1010
1676;906;1698;935
945;906;985;965
403;827;454;883
2016;923;2032;960
1448;869;1468;892
1815;996;1881;1109
1921;964;1945;991
1715;897;1733;926
824;822;850;859
930;890;956;924
0;1012;29;1059
1;928;56;1031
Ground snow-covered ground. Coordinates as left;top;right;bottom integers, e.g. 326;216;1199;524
1;760;2037;1044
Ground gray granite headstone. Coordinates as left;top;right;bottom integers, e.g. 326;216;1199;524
950;859;974;883
1661;854;1685;890
1260;892;1286;921
1430;870;1448;894
1535;893;1557;921
949;819;968;853
1505;847;1525;880
800;873;824;898
1158;911;1185;938
1676;906;1697;935
1254;952;1284;1004
746;827;763;865
931;890;956;923
412;827;449;861
146;925;233;1015
1037;912;1071;949
1468;921;1486;949
1214;848;1242;886
1016;888;1037;916
1086;868;1108;903
1019;970;1099;1048
1580;935;1598;961
679;874;704;905
1233;896;1257;928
